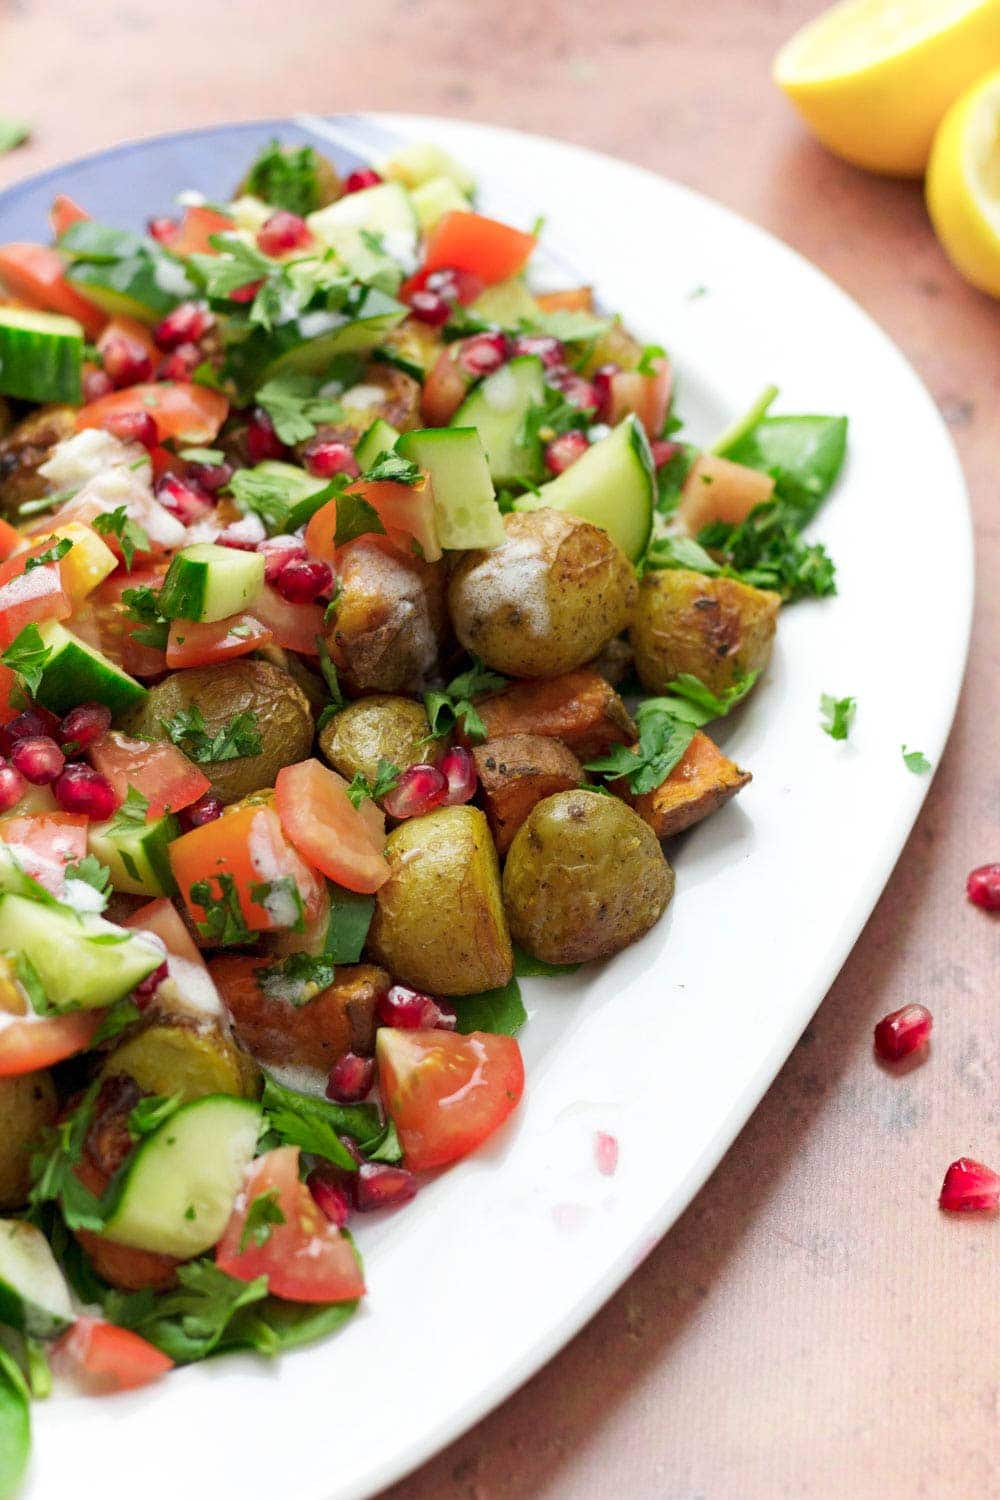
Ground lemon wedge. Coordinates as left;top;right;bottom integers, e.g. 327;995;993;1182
774;0;1000;177
927;67;1000;295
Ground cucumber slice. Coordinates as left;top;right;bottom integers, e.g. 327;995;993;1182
34;621;147;719
0;893;164;1010
396;427;504;549
380;142;476;196
0;307;83;404
102;1094;262;1258
515;415;654;562
451;355;546;485
158;543;264;624
0;1221;73;1339
229;289;407;393
470;279;541;329
307;183;418;254
66;254;189;325
355;417;400;472
88;811;180;897
410;175;470;231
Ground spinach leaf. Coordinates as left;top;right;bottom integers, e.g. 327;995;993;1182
452;977;527;1036
725;414;848;523
0;1344;30;1499
513;946;580;977
222;1294;358;1355
324;885;376;963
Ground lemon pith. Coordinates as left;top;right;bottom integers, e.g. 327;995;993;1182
927;67;1000;296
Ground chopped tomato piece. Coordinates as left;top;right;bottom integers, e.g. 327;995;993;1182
75;382;229;445
0;243;105;337
49;194;90;238
0;564;72;648
51;1317;173;1394
88;730;210;819
0;812;88;892
376;1028;525;1172
421;346;473;426
0;664;21;726
607;356;673;440
122;896;203;966
0;524;116;605
419;210;536;286
247;586;323;656
216;1146;365;1303
96;314;159;373
0;1011;101;1078
303;481;437;564
275;759;389;895
167;205;234;257
535;286;593;314
0;519;22;564
70;577;169;681
165;612;273;669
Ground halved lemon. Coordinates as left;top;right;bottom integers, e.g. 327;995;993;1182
927;67;1000;296
774;0;1000;177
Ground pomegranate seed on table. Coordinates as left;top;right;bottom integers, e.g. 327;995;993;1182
457;331;509;378
939;1158;1000;1213
308;1171;351;1228
60;701;112;751
873;1004;933;1062
158;343;202;382
185;459;232;494
591;362;620;421
152;302;213;351
381;763;448;820
304;440;359;479
544;430;589;475
132;961;169;1005
407;289;451;326
326;1053;375;1104
100;410;158;450
512;333;566;368
178;793;223;831
82;368;114;404
966;863;1000;912
155;472;214;525
650;438;681;468
99;333;153;389
344;168;382;194
0;762;26;812
272;557;333;604
53;764;119;820
438;745;477;805
246;407;287;463
257;210;313;256
0;706;61;755
147;215;178;244
259;535;306;583
10;736;65;786
353;1162;418;1212
377;984;444;1030
549;369;598;411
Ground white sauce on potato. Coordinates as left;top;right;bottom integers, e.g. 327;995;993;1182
455;534;551;637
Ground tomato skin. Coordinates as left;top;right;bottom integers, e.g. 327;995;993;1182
0;664;20;726
0;243;106;337
419;211;536;286
52;1317;173;1393
216;1146;365;1303
167;205;234;257
607;356;672;440
247;586;324;656
71;567;170;680
88;730;211;819
75;382;229;444
0;812;88;893
421;347;472;426
0;563;72;648
376;1028;525;1172
165;612;273;669
275;759;389;895
122;896;202;965
0;1011;101;1077
304;480;439;565
0;519;22;564
49;194;89;238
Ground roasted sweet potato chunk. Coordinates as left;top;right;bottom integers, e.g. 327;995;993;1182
627;730;751;838
473;735;586;855
209;958;388;1070
460;670;635;760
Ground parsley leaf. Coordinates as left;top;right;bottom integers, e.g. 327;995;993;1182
28;1083;106;1232
902;745;931;774
820;693;856;741
260;1077;362;1172
121;585;169;650
188;234;272;300
128;1093;184;1140
424;657;507;744
92;506;150;571
13;953;49;1015
637;342;667;375
0;119;30;155
642;533;721;576
24;538;72;573
161;705;262;764
345;758;399;809
90;996;141;1046
316;641;345;714
238;1188;286;1253
698;502;837;601
106;785;149;835
190;873;254;946
105;1259;270;1365
361;452;421;486
657;671;759;727
243;139;322;217
253;952;336;1006
1;624;52;697
64;853;112;898
255;373;344;445
586;701;696;795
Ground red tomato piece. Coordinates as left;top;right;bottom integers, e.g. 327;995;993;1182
49;194;90;238
0;564;72;648
167;205;235;257
0;664;21;726
0;1011;102;1078
216;1146;365;1303
0;519;22;564
420;347;472;426
165;612;273;669
51;1317;173;1394
419;211;536;286
88;730;211;819
607;356;673;440
122;896;203;966
304;483;439;564
247;586;324;656
376;1028;525;1172
96;314;159;375
75;382;229;444
0;243;106;337
275;759;389;895
0;812;88;893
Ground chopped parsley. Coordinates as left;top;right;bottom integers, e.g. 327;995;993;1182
161;705;262;764
28;1083;106;1233
255;372;344;445
243;139;322;217
657;671;759;727
0;119;30;156
361;452;421;486
91;506;150;571
24;538;72;573
106;785;149;836
902;745;932;774
697;503;837;601
249;876;304;933
13;953;49;1015
424;657;507;744
90;996;142;1046
253;952;336;1006
127;1093;184;1140
346;758;400;809
64;853;112;898
1;624;52;697
820;693;856;741
190;873;254;946
238;1189;286;1253
121;585;170;650
637;342;667;375
586;700;696;795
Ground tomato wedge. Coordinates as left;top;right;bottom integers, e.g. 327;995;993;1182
0;243;105;337
420;347;473;426
0;664;21;726
418;210;536;286
376;1028;525;1171
0;564;72;648
88;730;211;819
275;759;389;895
167;205;234;257
0;812;88;893
51;1317;173;1394
49;194;90;238
0;519;22;564
216;1146;365;1303
606;356;673;440
247;586;323;656
166;612;273;669
75;382;229;444
122;896;202;965
0;1011;102;1078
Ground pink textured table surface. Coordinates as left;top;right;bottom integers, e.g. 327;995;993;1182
2;3;997;1495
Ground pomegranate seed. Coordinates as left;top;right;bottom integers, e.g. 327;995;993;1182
425;267;484;306
0;707;61;756
53;764;119;820
153;302;213;351
408;289;450;326
100;410;158;450
247;407;287;463
304;440;359;479
433;1000;458;1032
511;333;566;368
60;701;112;751
10;736;64;785
381;763;448;820
147;216;178;244
325;1053;375;1104
0;762;26;812
939;1157;1000;1213
591;362;620;421
216;526;263;553
353;1162;418;1212
82;368;114;404
544;430;588;475
873;1004;933;1062
185;459;232;494
595;1131;619;1176
155;472;214;524
966;863;1000;912
230;279;264;304
273;557;332;604
457;332;509;378
100;333;153;389
377;984;442;1029
179;793;223;831
438;745;477;805
132;960;168;1005
259;536;305;584
344;168;382;194
257;210;313;257
650;439;681;468
158;343;202;382
550;369;598;411
308;1171;351;1228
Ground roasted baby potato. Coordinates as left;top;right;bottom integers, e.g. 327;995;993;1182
100;1019;260;1100
462;669;635;761
448;510;637;678
0;1072;57;1208
473;734;586;855
127;658;314;805
625;730;751;839
319;694;438;784
209;957;387;1069
324;538;449;695
630;567;780;697
294;361;423;464
369;805;513;995
590;636;634;689
0;403;76;516
503;790;674;964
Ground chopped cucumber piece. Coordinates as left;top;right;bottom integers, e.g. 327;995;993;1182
470;278;541;328
307;182;417;248
0;1221;73;1339
228;288;406;393
410;175;470;231
515;415;654;562
452;355;546;485
88;811;180;897
34;621;147;719
158;543;264;624
380;142;476;196
0;893;164;1010
0;307;83;404
396;427;504;549
355;417;401;472
102;1094;262;1258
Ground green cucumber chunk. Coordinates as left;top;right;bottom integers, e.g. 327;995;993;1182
451;355;546;485
410;175;470;231
34;621;147;719
515;414;654;561
307;182;417;246
158;543;264;624
0;1220;73;1339
228;288;407;393
0;893;164;1010
88;811;180;897
469;278;541;328
0;307;83;404
396;427;504;549
102;1094;262;1258
355;417;401;473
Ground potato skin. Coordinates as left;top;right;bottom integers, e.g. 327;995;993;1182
319;694;438;784
503;790;674;964
209;957;387;1069
0;1072;57;1208
630;568;780;697
448;510;637;679
0;404;76;516
324;539;449;695
369;805;513;995
473;734;585;855
127;658;313;805
100;1020;260;1100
